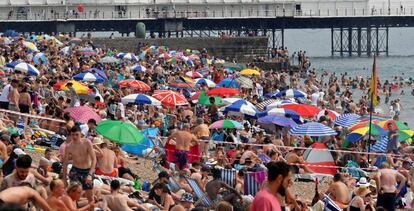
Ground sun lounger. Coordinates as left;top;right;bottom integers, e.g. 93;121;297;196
185;177;213;207
220;168;237;188
244;171;266;196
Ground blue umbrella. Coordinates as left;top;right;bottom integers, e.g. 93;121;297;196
3;30;19;37
73;72;105;83
289;122;337;137
258;115;297;127
265;108;301;120
217;78;240;89
34;53;48;65
6;61;20;68
334;113;361;127
223;99;262;118
84;68;107;80
275;89;307;98
265;91;280;98
121;94;161;106
130;65;147;72
371;136;388;152
195;78;216;88
14;62;40;76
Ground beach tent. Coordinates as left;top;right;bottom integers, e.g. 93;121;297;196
122;127;159;157
303;143;337;175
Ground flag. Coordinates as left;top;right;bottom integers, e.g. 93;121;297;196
369;56;378;107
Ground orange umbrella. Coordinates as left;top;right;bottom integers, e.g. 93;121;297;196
152;90;189;107
118;79;150;91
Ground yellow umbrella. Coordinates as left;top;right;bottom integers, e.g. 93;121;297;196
53;80;91;94
23;41;38;52
240;68;260;76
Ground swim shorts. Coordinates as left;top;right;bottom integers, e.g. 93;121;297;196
174;150;189;170
69;166;94;190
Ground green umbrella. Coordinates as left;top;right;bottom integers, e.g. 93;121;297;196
198;91;223;106
96;120;144;145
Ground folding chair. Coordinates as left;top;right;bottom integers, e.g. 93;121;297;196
321;194;341;211
152;162;181;192
185;177;213;207
244;171;266;196
220;168;237;188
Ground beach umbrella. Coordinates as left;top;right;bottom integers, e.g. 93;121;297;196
370;136;388;152
96;120;144;145
358;113;390;122
258;115;297;127
14;62;40;76
152;90;189;107
6;61;20;68
129;65;146;72
256;99;278;111
158;53;171;59
60;46;70;55
33;53;48;65
185;71;203;78
334;113;361;127
196;91;222;106
64;106;101;124
222;97;243;105
346;126;387;142
240;69;260;76
99;56;119;64
217;78;240;89
316;109;340;121
53;80;91;94
265;100;297;111
349;121;381;132
68;37;82;45
378;119;410;131
121;94;161;106
73;72;105;83
280;104;319;119
235;76;254;89
83;68;107;80
289;122;337;137
169;82;195;90
206;87;240;98
210;119;243;129
266;108;301;120
23;41;38;52
0;70;5;76
195;78;216;88
118;79;150;91
181;56;194;67
222;99;261;118
176;76;195;83
80;47;97;55
196;67;210;76
275;89;307;98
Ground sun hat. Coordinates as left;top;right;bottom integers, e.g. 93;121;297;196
93;136;104;145
368;179;377;188
356;177;369;188
180;192;194;203
353;186;371;197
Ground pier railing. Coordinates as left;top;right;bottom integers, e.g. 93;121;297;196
1;7;414;21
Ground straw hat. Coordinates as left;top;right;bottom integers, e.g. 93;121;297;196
369;179;377;188
353;186;371;197
356;177;369;188
93;135;104;145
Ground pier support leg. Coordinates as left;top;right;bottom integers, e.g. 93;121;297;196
272;29;275;49
348;27;352;56
367;27;371;56
357;27;362;57
376;27;379;56
340;28;343;56
386;27;389;56
331;28;334;56
281;28;285;49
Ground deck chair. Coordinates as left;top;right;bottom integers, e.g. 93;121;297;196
185;177;213;207
220;168;237;188
244;171;266;196
321;194;342;211
152;162;181;192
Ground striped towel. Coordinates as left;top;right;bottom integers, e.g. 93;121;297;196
371;136;388;152
186;177;212;207
256;99;277;111
244;171;266;196
220;168;237;187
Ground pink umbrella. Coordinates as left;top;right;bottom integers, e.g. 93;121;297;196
64;106;101;124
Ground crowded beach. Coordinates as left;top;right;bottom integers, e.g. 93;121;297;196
0;32;413;211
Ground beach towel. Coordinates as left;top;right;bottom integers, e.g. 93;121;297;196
244;171;266;196
220;168;237;187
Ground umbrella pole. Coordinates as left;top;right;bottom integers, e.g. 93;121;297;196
367;87;374;164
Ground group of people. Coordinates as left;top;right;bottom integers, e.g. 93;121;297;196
0;30;412;211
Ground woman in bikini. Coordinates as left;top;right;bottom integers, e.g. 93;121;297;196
61;183;95;211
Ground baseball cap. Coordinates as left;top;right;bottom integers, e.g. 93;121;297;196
158;171;170;179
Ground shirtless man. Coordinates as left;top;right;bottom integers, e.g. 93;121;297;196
168;124;199;170
103;180;148;211
374;162;406;211
285;149;313;174
62;126;97;206
7;79;19;122
193;118;210;158
326;173;350;208
0;186;52;211
205;168;241;207
0;134;8;166
94;141;118;177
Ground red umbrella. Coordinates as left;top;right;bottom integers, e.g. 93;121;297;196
280;104;320;118
206;87;240;97
316;109;340;120
152;90;189;107
185;71;203;78
118;79;150;91
64;106;101;124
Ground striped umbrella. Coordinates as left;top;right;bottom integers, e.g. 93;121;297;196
378;119;410;131
23;41;38;52
206;87;240;97
317;109;340;121
33;53;48;65
6;61;20;68
196;67;210;76
169;82;195;90
210;119;243;129
280;104;320;119
121;94;161;106
371;136;388;152
256;99;278;111
73;72;105;83
130;65;146;72
265;90;280;98
334;113;361;127
289;122;337;136
152;90;189;107
195;78;216;88
275;89;307;98
349;121;381;132
185;71;203;78
14;62;40;76
80;47;97;55
258;115;297;127
119;53;139;61
64;106;101;124
265;100;297;111
346;126;387;142
235;76;254;89
99;56;119;64
118;79;150;91
222;99;261;118
84;68;107;80
266;108;301;121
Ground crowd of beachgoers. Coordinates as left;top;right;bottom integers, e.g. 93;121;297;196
0;31;413;211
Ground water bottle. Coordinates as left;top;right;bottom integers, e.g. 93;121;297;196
142;180;149;192
17;117;25;134
134;179;141;190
